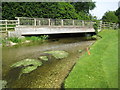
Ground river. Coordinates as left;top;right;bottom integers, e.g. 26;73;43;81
2;36;95;88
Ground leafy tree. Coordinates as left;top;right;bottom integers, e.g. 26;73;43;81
115;7;120;27
71;2;96;13
102;11;118;23
2;2;79;20
2;2;96;20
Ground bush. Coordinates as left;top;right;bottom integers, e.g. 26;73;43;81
93;22;99;34
8;37;21;43
26;35;49;42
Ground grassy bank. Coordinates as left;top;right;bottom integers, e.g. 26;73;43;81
65;29;118;88
1;35;49;47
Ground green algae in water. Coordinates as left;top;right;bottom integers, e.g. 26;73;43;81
44;50;69;59
11;59;42;68
22;66;38;74
10;59;42;78
39;56;48;61
78;50;82;53
0;80;7;88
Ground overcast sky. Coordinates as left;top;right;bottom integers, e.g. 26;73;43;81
90;0;120;19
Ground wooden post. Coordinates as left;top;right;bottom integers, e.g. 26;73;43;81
48;19;51;26
5;20;7;32
61;19;63;26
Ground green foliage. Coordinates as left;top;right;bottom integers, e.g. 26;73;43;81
11;59;42;68
26;35;48;42
71;2;96;13
40;35;49;40
8;37;21;43
22;66;38;74
0;80;7;88
39;56;49;61
8;37;26;43
2;35;49;47
11;59;42;77
2;2;96;20
93;22;99;34
102;11;118;23
115;7;120;27
26;36;41;42
44;50;69;59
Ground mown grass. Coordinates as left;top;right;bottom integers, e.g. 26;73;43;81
65;29;118;88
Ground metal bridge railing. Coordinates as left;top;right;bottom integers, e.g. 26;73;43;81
15;17;95;28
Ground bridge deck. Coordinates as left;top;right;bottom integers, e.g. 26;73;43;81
15;26;95;36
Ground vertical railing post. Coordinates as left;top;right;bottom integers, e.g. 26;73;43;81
48;19;51;26
5;20;7;32
17;17;20;26
61;19;63;26
82;20;84;27
34;18;36;26
39;20;41;26
73;20;74;26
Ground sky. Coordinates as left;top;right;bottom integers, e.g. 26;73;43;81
90;0;120;19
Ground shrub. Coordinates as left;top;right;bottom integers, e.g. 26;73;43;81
93;22;99;34
8;37;21;43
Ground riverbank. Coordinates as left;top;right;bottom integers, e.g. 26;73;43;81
64;29;118;88
1;35;49;47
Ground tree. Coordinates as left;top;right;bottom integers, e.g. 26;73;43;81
115;7;120;27
102;11;118;23
2;2;79;20
71;2;96;13
2;2;96;20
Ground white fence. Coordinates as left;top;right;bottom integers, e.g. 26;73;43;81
101;22;119;29
0;20;18;32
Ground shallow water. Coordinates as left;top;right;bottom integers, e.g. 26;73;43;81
2;37;95;88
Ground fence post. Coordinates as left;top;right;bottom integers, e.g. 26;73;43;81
5;20;7;32
61;19;63;26
48;19;51;26
99;21;102;30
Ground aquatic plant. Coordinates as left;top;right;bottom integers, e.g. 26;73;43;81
44;50;69;59
22;66;38;74
78;50;82;53
41;35;49;40
39;56;49;61
0;80;7;88
11;59;42;77
11;59;42;68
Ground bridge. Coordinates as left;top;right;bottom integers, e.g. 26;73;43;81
8;17;97;37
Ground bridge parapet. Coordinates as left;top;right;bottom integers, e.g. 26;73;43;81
15;17;95;28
